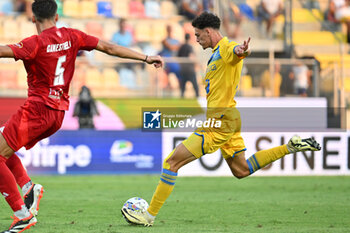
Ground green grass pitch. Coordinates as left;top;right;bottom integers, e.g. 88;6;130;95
0;176;349;233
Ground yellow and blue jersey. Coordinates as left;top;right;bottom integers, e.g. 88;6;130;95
204;37;244;110
182;37;247;158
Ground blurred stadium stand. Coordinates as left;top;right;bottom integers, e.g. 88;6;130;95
0;0;348;128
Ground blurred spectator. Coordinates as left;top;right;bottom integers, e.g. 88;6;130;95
13;0;31;18
178;33;199;98
326;0;350;43
180;0;203;20
145;0;161;18
129;0;145;18
111;18;134;48
159;25;181;86
14;0;25;12
257;0;283;38
302;0;320;9
290;62;311;97
202;0;214;12
280;66;295;96
222;0;244;39
260;62;282;97
73;86;99;129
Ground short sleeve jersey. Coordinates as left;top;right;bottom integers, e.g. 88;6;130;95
204;37;243;113
8;26;99;110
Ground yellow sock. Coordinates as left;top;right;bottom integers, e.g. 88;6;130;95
147;168;177;216
246;145;289;174
147;149;177;216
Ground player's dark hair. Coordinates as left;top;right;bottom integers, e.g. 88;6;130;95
32;0;57;22
192;12;221;30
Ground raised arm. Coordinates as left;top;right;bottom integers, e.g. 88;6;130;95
95;40;163;68
234;37;251;58
0;45;14;58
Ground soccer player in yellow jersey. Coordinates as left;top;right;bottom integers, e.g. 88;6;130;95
122;12;321;226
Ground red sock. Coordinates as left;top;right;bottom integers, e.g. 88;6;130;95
6;154;31;188
0;155;24;212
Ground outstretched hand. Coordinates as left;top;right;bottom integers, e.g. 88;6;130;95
146;55;164;68
234;37;251;57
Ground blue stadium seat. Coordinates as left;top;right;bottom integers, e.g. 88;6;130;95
97;1;113;17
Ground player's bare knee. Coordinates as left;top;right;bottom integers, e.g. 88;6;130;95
232;169;250;179
166;157;180;173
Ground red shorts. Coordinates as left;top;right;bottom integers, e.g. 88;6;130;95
0;100;65;151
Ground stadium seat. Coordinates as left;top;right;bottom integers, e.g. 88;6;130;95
315;54;350;69
17;65;27;89
97;1;113;17
134;22;152;42
293;31;346;45
0;68;17;89
102;68;120;89
145;0;161;18
112;0;129;18
103;21;118;41
345;77;350;92
86;21;104;39
292;8;322;23
63;0;80;18
119;67;136;89
69;21;85;31
71;66;86;92
240;75;252;90
160;0;177;18
80;0;97;18
85;67;103;91
19;19;36;38
151;21;167;42
129;0;145;18
3;18;18;39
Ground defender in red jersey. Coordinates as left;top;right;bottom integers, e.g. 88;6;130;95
0;0;163;232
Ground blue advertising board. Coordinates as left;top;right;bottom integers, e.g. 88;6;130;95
16;130;162;175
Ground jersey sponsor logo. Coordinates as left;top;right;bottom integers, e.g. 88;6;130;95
47;41;71;53
48;88;63;100
14;42;23;48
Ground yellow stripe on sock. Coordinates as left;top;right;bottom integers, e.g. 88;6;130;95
162;173;177;180
160;175;176;184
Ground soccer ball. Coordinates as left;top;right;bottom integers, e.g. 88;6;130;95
122;197;149;213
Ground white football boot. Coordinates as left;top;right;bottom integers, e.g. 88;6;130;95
287;136;321;153
121;207;154;227
23;184;44;216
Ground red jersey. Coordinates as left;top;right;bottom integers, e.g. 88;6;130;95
8;26;99;110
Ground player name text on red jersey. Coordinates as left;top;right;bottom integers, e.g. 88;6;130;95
47;41;71;53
